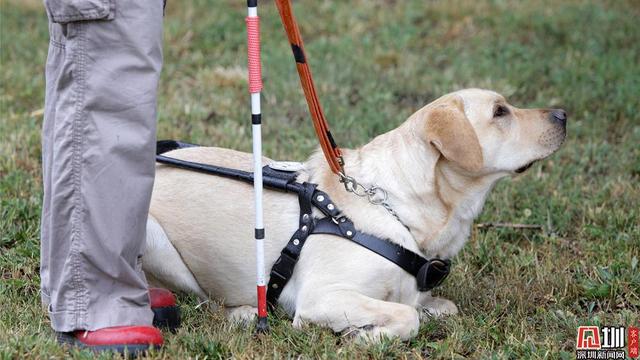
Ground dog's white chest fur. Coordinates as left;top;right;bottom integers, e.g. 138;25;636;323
426;179;498;258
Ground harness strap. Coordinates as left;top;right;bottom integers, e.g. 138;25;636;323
274;0;344;175
266;182;317;307
312;218;452;292
156;140;303;193
313;218;426;275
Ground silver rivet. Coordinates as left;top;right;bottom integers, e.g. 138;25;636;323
327;204;335;210
301;225;308;232
302;214;310;222
316;195;325;202
340;218;346;223
293;239;300;246
272;284;279;289
346;230;353;237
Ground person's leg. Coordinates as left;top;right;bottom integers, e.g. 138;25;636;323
41;0;164;333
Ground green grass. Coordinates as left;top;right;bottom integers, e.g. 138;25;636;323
1;0;639;358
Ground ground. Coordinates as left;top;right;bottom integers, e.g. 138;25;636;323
1;0;639;358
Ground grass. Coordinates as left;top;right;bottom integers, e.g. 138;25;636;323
1;0;639;358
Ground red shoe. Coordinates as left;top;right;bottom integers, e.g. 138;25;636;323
150;288;181;332
57;326;163;355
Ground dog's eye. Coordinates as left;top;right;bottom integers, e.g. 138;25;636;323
494;105;509;117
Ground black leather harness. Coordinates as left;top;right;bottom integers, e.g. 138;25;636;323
156;140;452;308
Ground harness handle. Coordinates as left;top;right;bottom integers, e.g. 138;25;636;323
274;0;345;176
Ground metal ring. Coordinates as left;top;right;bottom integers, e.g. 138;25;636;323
367;186;388;205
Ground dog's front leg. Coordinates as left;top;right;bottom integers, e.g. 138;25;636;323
419;292;458;317
293;290;420;342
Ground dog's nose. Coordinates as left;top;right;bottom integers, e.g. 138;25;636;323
550;109;567;127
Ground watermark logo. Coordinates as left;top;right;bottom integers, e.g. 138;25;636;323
575;325;638;359
577;326;601;350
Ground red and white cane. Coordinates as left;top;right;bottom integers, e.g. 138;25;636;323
246;0;268;332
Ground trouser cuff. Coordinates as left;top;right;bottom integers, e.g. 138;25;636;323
49;304;154;332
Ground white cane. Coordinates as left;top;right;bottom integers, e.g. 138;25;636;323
245;0;268;332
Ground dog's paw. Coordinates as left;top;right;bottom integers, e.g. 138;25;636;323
342;323;420;343
225;305;257;325
341;325;380;343
421;297;458;317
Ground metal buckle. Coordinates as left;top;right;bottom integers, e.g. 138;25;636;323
339;173;360;194
339;173;381;201
416;258;451;291
272;252;297;278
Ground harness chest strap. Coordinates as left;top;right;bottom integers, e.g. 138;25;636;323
266;184;452;308
312;218;451;291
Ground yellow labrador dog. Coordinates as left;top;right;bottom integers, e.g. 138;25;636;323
143;88;566;341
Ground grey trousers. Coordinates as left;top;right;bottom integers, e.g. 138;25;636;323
40;0;164;332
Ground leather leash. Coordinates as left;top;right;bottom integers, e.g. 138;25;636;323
274;1;409;230
274;0;344;176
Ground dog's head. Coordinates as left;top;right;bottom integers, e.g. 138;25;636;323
420;88;566;175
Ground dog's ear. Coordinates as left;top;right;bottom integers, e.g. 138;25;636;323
423;96;483;172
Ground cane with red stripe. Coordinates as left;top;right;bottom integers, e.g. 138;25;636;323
246;0;268;333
